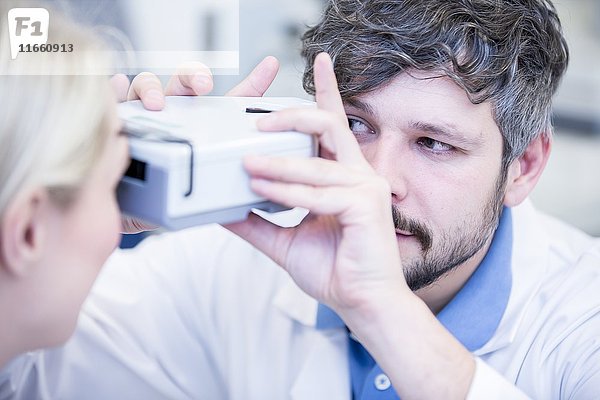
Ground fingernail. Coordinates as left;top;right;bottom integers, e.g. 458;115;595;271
192;73;211;92
318;52;333;71
144;89;164;108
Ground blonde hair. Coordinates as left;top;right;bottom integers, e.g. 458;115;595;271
0;2;114;214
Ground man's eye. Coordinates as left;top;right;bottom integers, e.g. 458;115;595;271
418;137;454;152
348;117;374;136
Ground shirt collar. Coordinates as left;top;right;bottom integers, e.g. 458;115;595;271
316;303;345;329
437;207;513;351
316;207;513;353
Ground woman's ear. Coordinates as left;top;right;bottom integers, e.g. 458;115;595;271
503;133;552;207
0;188;50;277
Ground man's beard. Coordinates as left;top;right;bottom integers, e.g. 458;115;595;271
393;169;508;291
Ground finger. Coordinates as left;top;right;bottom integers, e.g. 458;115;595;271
225;212;283;248
224;212;290;267
244;155;362;186
313;52;346;118
127;72;165;111
165;62;213;96
110;73;130;103
249;178;352;216
256;108;368;166
226;56;279;97
249;178;393;226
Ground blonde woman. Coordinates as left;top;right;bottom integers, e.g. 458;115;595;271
0;3;255;371
0;5;131;371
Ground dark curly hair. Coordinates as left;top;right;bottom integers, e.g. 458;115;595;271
301;0;569;166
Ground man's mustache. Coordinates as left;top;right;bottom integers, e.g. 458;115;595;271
391;206;433;252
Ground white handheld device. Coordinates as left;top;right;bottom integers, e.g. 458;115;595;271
117;96;317;229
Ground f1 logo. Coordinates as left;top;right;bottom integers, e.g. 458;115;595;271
7;8;49;59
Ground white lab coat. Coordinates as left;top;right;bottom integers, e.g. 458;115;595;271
1;200;600;399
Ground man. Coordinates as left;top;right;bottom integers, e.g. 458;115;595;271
2;0;600;399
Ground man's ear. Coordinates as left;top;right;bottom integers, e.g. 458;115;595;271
503;133;552;207
0;188;50;277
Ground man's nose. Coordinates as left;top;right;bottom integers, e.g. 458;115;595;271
360;135;409;202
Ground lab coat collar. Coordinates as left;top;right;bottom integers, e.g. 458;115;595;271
273;275;319;328
473;199;550;355
272;268;350;399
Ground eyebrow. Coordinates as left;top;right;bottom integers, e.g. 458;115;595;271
344;97;377;117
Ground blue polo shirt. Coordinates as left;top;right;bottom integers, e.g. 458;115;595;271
315;208;513;399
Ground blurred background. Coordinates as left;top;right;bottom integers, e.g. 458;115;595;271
532;0;600;236
53;0;599;239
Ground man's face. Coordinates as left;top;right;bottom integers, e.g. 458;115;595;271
343;72;507;291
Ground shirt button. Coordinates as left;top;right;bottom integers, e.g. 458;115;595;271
374;373;391;391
